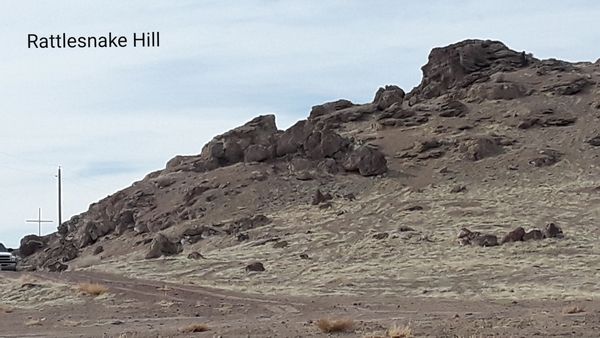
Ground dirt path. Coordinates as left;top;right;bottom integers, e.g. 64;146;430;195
0;270;598;337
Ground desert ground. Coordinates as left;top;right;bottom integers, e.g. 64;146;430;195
3;175;600;337
1;269;599;338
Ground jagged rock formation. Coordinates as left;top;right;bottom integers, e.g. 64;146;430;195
20;38;600;271
408;39;537;101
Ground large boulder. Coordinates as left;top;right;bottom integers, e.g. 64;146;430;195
343;146;388;176
145;233;183;259
543;223;564;238
75;221;101;248
19;235;47;257
309;99;354;119
457;228;498;247
461;137;503;161
43;239;79;264
200;115;278;167
114;209;135;235
500;227;525;244
373;85;405;110
276;120;312;156
304;130;348;160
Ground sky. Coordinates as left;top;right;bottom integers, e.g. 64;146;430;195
0;1;599;247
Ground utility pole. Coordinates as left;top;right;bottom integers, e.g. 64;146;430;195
57;166;62;227
26;208;53;236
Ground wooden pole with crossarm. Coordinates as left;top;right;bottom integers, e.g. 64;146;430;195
26;208;53;236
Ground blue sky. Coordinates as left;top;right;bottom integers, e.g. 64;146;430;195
1;0;599;247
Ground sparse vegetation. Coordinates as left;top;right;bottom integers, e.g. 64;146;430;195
180;323;210;333
387;324;412;338
563;305;585;314
117;332;139;338
364;324;413;338
316;318;354;333
18;275;41;288
77;283;109;296
157;300;176;307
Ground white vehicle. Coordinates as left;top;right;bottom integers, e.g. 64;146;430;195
0;243;17;271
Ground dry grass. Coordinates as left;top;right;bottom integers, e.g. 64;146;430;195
387;324;412;338
180;323;210;333
563;305;585;314
157;300;176;307
74;255;101;269
117;333;140;338
316;318;354;333
364;324;413;338
18;275;41;288
77;283;109;296
62;319;82;327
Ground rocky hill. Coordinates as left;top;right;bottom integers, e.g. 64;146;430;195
19;40;600;300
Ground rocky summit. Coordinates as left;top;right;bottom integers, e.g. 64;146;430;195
17;40;600;309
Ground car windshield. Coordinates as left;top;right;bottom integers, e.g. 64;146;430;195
0;243;7;252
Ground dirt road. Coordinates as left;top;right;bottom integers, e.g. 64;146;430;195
0;270;598;337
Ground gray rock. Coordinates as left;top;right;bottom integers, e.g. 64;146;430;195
373;85;405;110
93;246;104;255
244;144;272;162
501;227;525;244
461;137;503;161
343;146;387;176
543;223;564;238
19;235;47;257
309;99;354;119
523;229;544;241
245;262;265;272
145;233;183;259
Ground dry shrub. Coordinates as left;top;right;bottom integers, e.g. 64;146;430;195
117;332;139;338
563;305;585;314
316;318;354;333
387;324;412;338
364;323;413;338
77;283;109;296
180;323;210;333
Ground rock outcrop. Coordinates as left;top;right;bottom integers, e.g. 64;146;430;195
19;235;47;257
410;39;537;100
461;224;564;248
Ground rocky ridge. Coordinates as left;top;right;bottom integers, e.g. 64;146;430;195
20;39;600;271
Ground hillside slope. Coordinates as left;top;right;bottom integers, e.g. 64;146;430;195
20;39;600;300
